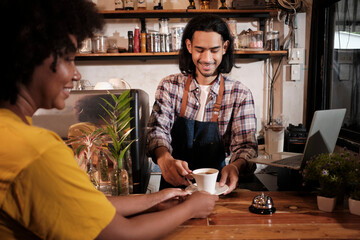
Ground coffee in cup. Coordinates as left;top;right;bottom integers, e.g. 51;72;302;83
191;168;219;194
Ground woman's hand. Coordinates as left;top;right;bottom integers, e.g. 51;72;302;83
184;191;219;218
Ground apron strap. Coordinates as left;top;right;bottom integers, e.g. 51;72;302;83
180;75;192;117
180;74;225;122
211;75;224;122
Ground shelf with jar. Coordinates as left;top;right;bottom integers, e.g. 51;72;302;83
75;7;285;61
98;9;278;19
75;50;287;61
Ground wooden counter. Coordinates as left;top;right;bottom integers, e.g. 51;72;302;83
162;190;360;239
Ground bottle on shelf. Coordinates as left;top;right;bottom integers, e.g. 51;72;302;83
137;0;147;10
128;31;134;52
140;20;147;53
134;26;140;53
153;0;163;10
114;0;124;10
124;0;134;10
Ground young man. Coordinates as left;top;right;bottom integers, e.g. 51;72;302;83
0;1;218;239
146;14;258;194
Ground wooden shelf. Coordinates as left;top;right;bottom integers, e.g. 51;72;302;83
75;50;287;61
99;9;277;19
76;9;285;61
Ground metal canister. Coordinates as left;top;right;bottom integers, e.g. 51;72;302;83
146;32;154;52
153;32;160;53
164;33;172;52
160;33;166;52
266;31;280;51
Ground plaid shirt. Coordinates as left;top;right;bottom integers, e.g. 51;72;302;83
146;73;258;172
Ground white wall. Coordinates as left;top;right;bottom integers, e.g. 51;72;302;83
78;0;307;136
281;12;307;127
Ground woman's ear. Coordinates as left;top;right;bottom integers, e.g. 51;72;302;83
185;39;192;54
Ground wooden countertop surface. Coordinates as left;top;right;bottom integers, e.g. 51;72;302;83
162;190;360;239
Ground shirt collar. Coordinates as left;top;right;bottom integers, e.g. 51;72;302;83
189;74;222;96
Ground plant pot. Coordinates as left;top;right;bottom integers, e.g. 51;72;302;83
111;155;131;196
317;195;336;212
349;198;360;216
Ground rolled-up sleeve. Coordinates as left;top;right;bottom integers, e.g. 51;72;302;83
146;75;184;161
228;85;258;173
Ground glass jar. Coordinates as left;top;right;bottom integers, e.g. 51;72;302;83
266;31;280;51
170;26;184;51
249;31;263;49
159;18;169;34
239;33;248;48
78;38;92;53
92;35;108;53
233;35;241;50
227;20;237;36
107;37;118;53
98;152;112;196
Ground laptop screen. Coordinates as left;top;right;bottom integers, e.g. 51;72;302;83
302;108;346;165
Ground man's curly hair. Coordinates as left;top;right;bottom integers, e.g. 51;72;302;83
0;0;104;104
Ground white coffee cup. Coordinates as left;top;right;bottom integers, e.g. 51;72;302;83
192;168;219;194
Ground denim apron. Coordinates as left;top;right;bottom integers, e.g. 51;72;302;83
160;75;226;189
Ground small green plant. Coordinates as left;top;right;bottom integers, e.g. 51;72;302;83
303;149;356;198
100;90;135;195
66;91;135;194
99;90;135;169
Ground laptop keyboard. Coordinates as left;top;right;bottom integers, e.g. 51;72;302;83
272;155;302;168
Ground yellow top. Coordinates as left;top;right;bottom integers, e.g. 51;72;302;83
0;109;116;240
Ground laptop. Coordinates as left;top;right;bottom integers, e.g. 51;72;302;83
249;108;346;170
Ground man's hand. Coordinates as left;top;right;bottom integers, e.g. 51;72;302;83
159;157;192;186
155;147;192;186
219;158;248;194
219;163;239;194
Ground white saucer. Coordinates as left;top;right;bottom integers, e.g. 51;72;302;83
185;182;229;195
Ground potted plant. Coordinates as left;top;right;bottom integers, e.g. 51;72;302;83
347;152;360;215
99;90;135;195
303;150;352;212
66;127;108;188
66;90;135;196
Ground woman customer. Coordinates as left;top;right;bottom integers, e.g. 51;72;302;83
0;0;218;239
